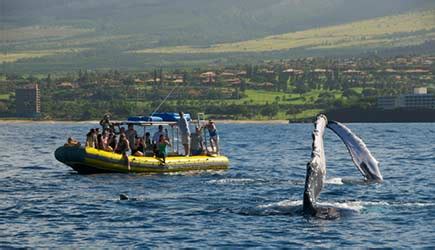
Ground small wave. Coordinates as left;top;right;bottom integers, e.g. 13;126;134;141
324;177;343;185
164;170;227;176
360;201;435;208
236;199;303;216
317;201;363;212
258;199;302;209
384;129;399;133
399;202;435;207
22;165;50;170
207;178;261;185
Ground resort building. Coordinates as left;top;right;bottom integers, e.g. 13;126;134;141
15;83;41;117
377;87;435;110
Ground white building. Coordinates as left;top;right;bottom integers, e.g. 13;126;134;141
377;87;434;110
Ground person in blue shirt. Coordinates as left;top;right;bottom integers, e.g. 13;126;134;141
206;120;219;154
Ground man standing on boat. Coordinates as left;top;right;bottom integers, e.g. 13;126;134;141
99;114;112;131
178;111;191;156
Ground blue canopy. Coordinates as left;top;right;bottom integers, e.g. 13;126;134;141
151;112;191;122
127;116;163;122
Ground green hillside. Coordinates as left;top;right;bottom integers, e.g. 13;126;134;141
135;10;435;54
1;0;434;72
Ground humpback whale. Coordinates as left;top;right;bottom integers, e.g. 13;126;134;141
303;114;383;219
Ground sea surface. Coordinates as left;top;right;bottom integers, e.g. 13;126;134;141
0;122;434;248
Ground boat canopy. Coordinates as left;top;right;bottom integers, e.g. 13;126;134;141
113;120;178;127
151;112;191;121
126;112;191;125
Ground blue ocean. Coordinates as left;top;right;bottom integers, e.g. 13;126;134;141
1;122;434;248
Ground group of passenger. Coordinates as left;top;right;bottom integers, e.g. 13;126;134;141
78;112;219;166
176;111;220;157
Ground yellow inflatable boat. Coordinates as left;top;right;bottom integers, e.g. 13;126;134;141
55;114;229;174
55;146;229;174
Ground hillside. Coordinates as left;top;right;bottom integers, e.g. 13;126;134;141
1;0;434;71
3;0;432;44
135;9;435;54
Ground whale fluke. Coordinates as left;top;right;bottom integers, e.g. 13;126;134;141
327;121;383;182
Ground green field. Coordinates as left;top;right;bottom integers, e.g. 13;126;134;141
0;94;10;101
135;9;435;54
0;26;92;42
0;48;89;63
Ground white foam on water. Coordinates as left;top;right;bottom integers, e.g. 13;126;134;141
207;178;259;185
316;201;364;212
352;201;435;208
258;199;302;209
324;177;344;185
239;199;302;216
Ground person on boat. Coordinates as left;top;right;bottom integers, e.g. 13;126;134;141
99;114;112;131
178;111;191;156
206;120;219;154
144;132;153;151
115;133;131;170
133;137;145;157
65;137;80;147
126;124;138;154
152;125;167;144
152;125;168;155
191;126;205;156
156;134;171;163
108;129;117;150
94;128;100;146
96;134;104;150
86;128;96;148
97;133;112;152
118;126;126;135
101;131;113;152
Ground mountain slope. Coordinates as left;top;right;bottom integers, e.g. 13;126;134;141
1;0;434;71
2;0;434;46
135;9;435;54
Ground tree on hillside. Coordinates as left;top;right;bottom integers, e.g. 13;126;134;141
293;81;309;95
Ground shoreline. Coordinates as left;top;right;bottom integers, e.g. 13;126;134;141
0;119;290;124
1;119;434;124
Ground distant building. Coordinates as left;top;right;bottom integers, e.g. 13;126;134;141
377;87;434;110
15;84;41;117
377;96;397;110
413;87;427;95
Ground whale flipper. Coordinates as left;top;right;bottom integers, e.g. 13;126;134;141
303;114;327;216
327;121;383;182
303;115;383;218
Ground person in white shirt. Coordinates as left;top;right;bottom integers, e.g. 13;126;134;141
152;125;167;144
125;124;138;153
177;112;191;156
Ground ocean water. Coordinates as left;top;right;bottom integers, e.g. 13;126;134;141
0;122;434;248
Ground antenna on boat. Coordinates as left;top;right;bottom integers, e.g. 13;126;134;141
150;81;190;116
150;85;179;116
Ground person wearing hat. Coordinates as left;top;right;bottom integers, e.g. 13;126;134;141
99;114;112;131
